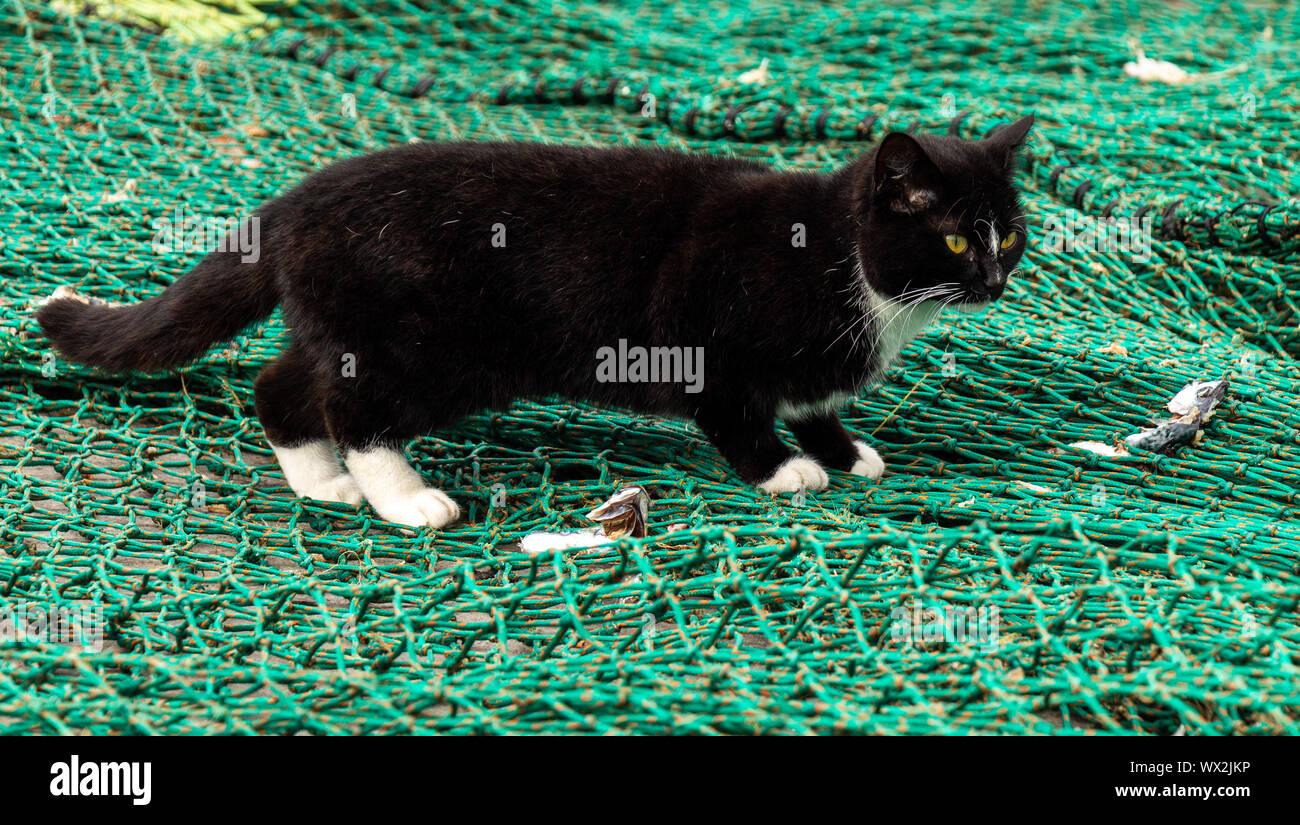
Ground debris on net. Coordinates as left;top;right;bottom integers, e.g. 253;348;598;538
519;486;649;554
1071;379;1229;458
1125;379;1229;453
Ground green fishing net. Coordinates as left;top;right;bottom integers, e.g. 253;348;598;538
1;0;1299;734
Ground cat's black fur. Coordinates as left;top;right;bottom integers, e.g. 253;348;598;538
38;116;1032;492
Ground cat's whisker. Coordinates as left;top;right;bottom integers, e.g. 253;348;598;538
940;197;969;226
874;289;955;322
864;283;958;324
867;285;959;326
824;316;862;353
834;282;951;359
874;286;955;341
883;284;963;330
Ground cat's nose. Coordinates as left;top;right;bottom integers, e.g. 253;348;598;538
981;263;1007;298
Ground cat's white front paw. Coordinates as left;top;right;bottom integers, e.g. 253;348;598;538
302;474;364;506
849;440;885;479
369;487;460;528
758;456;829;494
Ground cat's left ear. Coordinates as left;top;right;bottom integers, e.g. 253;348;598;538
984;113;1035;169
873;132;944;214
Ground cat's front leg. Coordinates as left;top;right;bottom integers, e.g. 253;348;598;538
785;414;885;480
694;404;828;494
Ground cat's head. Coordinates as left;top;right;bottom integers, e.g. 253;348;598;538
854;114;1035;311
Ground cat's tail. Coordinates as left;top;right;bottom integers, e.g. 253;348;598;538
35;244;278;373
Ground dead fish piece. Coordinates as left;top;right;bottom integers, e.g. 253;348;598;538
736;58;771;85
1125;421;1201;452
1123;50;1191;84
1167;380;1227;416
520;486;650;554
1125;379;1228;453
585;485;648;538
519;530;608;554
1069;440;1131;458
1013;481;1053;494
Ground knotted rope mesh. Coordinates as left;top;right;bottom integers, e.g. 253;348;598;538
1;0;1298;734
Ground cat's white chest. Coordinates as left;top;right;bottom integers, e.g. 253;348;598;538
776;296;939;422
870;298;942;375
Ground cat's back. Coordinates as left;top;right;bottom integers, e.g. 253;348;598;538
264;140;770;285
276;140;763;211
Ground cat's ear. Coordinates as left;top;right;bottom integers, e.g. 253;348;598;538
984;113;1035;169
872;133;943;214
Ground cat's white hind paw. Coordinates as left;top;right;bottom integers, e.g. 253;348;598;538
849;440;886;479
758;456;829;494
344;447;461;529
274;439;361;504
302;474;364;506
370;488;460;528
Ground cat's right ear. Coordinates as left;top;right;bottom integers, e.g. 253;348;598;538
872;133;943;214
984;113;1035;169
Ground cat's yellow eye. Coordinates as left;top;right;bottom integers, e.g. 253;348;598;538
1000;231;1018;250
944;234;968;254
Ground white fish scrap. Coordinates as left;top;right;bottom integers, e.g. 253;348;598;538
1125;379;1228;453
1123;44;1247;85
519;486;649;554
1072;380;1228;459
1069;440;1131;458
736;58;771;85
520;531;609;554
1123;50;1191;84
1166;380;1225;416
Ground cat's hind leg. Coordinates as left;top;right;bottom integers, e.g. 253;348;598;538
254;344;362;505
341;446;459;528
321;383;460;529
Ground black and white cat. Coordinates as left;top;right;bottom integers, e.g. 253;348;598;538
37;115;1033;528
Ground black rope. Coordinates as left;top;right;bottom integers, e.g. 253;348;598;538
855;113;878;140
773;105;793;138
1160;198;1187;241
1072;180;1093;209
814;109;831;139
411;76;435;98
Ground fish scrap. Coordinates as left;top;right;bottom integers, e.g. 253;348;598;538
1070;379;1228;457
519;486;649;554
